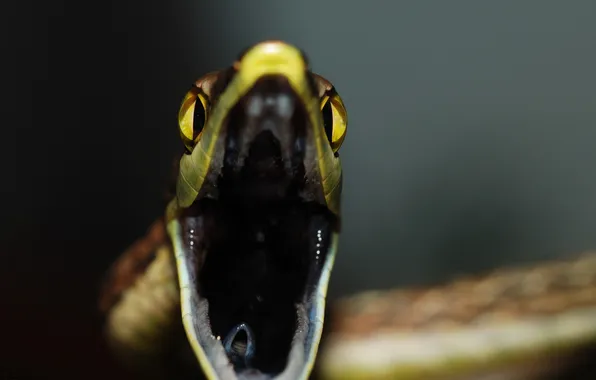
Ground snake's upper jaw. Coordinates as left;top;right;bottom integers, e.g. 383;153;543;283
169;208;339;380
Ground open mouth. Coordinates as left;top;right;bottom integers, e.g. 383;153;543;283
170;76;340;379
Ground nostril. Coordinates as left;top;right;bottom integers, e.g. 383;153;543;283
223;322;256;369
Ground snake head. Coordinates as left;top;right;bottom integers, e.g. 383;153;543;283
167;41;348;380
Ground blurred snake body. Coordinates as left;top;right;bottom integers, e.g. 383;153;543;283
100;41;596;379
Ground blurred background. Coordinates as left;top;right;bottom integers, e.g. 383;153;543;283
5;1;596;379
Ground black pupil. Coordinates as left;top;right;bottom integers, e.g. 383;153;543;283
322;99;333;143
193;96;206;140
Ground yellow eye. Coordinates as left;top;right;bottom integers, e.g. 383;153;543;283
320;91;347;153
178;86;209;152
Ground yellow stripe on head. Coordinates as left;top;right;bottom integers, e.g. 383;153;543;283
174;41;343;216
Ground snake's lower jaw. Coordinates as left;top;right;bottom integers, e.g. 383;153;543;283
168;209;339;380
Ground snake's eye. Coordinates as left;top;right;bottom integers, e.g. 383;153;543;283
320;90;347;153
178;86;209;152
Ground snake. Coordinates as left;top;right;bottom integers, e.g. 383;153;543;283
99;41;596;379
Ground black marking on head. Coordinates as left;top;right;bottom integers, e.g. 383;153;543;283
221;75;308;196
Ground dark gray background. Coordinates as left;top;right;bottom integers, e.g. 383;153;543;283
6;1;596;379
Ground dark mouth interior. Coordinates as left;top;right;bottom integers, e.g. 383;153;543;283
183;78;337;376
195;195;332;375
190;141;334;375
